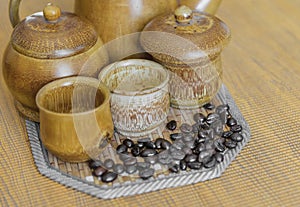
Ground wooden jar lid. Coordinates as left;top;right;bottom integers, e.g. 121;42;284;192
140;5;231;62
11;3;98;59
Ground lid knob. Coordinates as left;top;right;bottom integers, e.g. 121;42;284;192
43;3;61;22
174;5;193;24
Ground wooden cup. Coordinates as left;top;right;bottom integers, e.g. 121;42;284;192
36;77;114;162
98;59;170;137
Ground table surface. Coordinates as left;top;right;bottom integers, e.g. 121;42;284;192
1;0;299;206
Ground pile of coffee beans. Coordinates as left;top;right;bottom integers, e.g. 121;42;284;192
88;103;244;183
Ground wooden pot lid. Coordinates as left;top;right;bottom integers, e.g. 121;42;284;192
11;3;98;59
140;5;231;60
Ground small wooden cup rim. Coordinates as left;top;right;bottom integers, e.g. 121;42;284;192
36;76;111;116
98;59;169;96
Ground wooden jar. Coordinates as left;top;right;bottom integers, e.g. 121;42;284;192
140;5;231;109
2;4;108;122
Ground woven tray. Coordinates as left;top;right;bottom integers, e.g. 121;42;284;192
25;84;250;199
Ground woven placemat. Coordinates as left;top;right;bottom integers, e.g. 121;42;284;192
25;84;250;199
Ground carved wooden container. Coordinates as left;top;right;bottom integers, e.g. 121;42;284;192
98;59;170;137
140;5;230;109
2;4;108;122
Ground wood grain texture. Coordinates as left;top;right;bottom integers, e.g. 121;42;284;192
0;0;299;206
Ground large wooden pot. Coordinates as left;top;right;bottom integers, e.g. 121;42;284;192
3;4;108;121
140;5;231;109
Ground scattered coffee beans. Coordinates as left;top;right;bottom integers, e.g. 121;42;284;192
88;102;244;183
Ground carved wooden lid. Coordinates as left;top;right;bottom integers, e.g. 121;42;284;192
11;4;98;59
140;5;231;61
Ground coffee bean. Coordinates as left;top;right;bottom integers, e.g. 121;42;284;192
170;133;183;140
137;142;145;148
123;157;137;166
206;113;220;125
203;156;216;168
140;149;157;157
180;123;193;133
193;113;206;124
227;117;237;127
198;130;208;139
215;152;224;163
185;140;197;149
198;155;212;164
210;120;224;135
222;130;233;138
158;155;173;165
215;104;230;115
118;152;132;161
166;120;177;131
161;140;172;150
198;150;211;160
131;144;141;157
214;139;226;152
158;150;170;159
123;138;134;148
125;165;137;174
179;160;187;170
101;171;118;183
116;144;128;154
195;136;206;145
137;162;151;170
169;164;180;173
187;162;202;170
155;138;164;149
182;134;194;142
113;164;125;174
139;168;154;179
172;140;185;150
203;103;215;110
224;139;237;148
184;154;198;163
93;166;107;177
169;146;178;153
145;141;156;149
204;139;215;150
182;146;193;155
104;159;114;169
216;104;230;112
88;160;102;170
231;125;243;133
171;150;186;160
230;132;243;142
144;155;158;164
193;143;205;154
